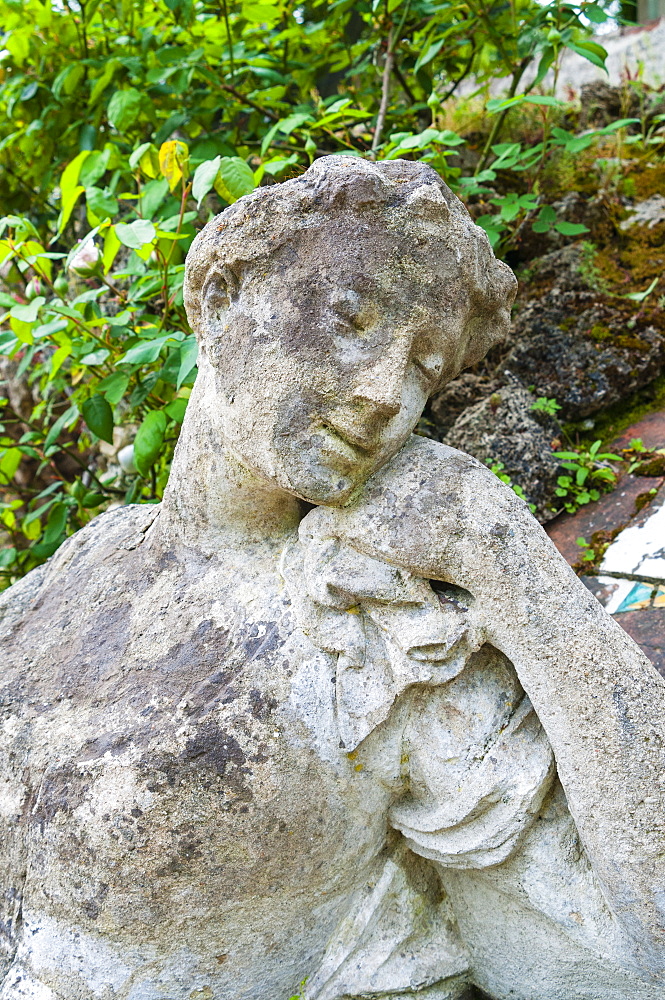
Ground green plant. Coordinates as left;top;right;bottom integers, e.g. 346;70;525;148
577;241;611;295
530;395;561;417
485;458;536;513
573;533;612;570
575;535;597;563
0;138;219;585
0;0;626;584
552;440;621;513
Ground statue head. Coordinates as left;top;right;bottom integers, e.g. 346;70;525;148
184;155;516;506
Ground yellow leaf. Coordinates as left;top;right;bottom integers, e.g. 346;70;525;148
159;140;190;192
10;315;33;344
102;226;121;274
139;145;160;179
50;337;72;377
23;517;41;540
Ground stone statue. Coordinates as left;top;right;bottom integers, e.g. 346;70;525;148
1;156;664;1000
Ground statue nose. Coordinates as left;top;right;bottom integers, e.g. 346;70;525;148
351;377;403;419
351;351;407;419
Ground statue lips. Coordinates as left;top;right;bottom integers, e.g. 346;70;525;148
321;420;376;455
317;419;396;475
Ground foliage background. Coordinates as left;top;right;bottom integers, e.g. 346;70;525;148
0;0;662;586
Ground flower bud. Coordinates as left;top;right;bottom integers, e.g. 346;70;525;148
69;241;101;277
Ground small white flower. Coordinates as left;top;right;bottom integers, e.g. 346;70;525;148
69;241;101;277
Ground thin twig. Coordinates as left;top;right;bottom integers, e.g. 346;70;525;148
220;82;280;122
372;31;395;157
474;59;528;175
392;62;416;105
220;0;235;81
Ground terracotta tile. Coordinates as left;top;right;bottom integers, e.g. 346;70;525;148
580;575;637;612
611;411;665;452
612;608;665;678
601;498;665;580
612;581;655;613
546;476;663;566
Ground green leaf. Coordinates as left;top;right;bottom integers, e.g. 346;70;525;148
599;118;641;134
486;96;524;114
260;113;312;156
115;219;156;249
584;3;609;22
523;95;563;107
53;63;85;101
0;547;17;568
10;297;45;323
60;151;91;193
82;395;114;444
102;225;122;273
214;157;256;204
119;334;173;365
164;397;188;423
140;178;169;220
553;221;590;236
44;404;78;451
414;38;445;73
79;148;111;187
79;348;110;366
42;501;68;546
625;276;659;302
566;40;608;72
89;57;121;105
81;492;106;508
85;186;118;222
134;410;167;476
107;88;144;132
97;372;129;406
192;156;221;207
176;335;198;388
57;185;85;234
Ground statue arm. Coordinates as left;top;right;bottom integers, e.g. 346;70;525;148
308;435;665;966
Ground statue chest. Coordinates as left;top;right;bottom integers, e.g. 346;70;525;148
4;570;397;996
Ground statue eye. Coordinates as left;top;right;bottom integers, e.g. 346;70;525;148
413;357;442;383
332;305;366;333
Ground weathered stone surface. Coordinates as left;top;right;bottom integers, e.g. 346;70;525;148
504;244;665;420
1;156;665;1000
619;194;665;231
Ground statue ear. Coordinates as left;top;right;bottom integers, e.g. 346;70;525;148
200;267;240;340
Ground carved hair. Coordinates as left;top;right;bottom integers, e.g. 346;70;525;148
183;155;512;345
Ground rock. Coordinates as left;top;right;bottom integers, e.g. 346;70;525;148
578;80;640;130
428;372;500;438
504;244;665;419
442;375;563;521
619;194;665;230
429;242;665;433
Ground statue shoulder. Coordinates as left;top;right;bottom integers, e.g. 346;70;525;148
0;503;160;636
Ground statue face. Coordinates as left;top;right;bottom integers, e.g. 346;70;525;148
199;218;514;505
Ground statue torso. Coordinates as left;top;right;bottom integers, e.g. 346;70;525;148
0;506;401;1000
1;504;650;1000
